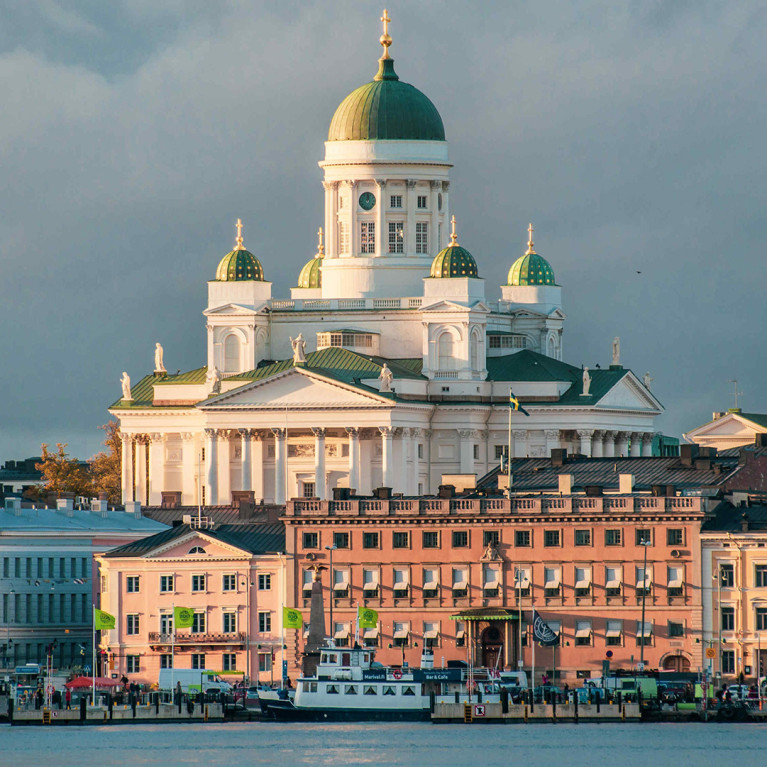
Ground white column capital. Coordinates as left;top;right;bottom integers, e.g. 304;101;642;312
379;426;393;437
271;427;287;439
311;427;327;438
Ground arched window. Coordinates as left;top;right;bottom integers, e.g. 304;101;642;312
223;334;241;373
188;546;206;555
438;333;454;370
470;332;480;371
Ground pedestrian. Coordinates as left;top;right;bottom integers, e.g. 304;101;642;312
175;680;182;704
65;688;71;710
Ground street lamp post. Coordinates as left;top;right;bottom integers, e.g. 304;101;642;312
325;545;337;642
639;539;651;671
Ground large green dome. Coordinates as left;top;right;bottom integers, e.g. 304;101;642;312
297;255;322;289
328;57;445;142
430;245;479;279
506;226;556;286
215;248;265;282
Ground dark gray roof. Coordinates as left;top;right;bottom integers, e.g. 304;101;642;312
103;522;285;558
702;501;767;532
141;505;282;527
477;454;742;494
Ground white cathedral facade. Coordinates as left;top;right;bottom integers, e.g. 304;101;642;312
111;16;662;507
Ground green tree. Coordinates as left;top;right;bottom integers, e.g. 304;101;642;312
90;421;122;504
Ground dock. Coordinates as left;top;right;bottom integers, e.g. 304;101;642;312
432;700;641;723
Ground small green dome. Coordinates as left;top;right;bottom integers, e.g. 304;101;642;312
506;226;556;286
430;245;479;279
328;57;445;142
297;255;322;289
215;248;265;282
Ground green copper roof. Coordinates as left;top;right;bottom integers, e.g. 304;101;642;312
328;58;445;142
430;244;479;278
296;255;322;289
507;251;555;286
215;248;265;282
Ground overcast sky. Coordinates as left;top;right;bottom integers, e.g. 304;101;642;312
2;0;766;462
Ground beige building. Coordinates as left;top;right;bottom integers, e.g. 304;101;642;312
684;410;767;451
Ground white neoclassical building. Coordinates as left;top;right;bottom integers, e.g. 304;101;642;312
111;13;662;507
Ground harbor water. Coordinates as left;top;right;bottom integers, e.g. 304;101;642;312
0;721;763;766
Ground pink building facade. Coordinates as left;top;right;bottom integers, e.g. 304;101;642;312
96;522;285;686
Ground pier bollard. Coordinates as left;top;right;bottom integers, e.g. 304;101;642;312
454;691;459;704
622;703;626;721
7;697;13;723
501;688;509;714
596;694;600;714
574;690;579;722
132;695;137;719
529;688;535;713
108;697;113;720
430;691;436;713
155;693;159;715
79;697;86;722
524;704;529;723
552;691;557;720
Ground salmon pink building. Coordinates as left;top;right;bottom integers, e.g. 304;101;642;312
97;522;285;685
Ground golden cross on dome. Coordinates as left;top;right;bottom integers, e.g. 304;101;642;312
235;218;244;250
526;222;535;254
317;227;325;256
450;215;459;246
380;8;392;59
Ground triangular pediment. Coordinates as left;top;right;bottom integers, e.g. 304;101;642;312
549;308;566;320
203;303;264;317
510;309;547;319
420;299;490;313
685;413;767;440
596;372;663;411
146;530;251;560
199;367;393;410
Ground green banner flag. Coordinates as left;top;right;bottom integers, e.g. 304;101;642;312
358;607;378;629
94;607;116;630
174;606;195;628
283;607;303;630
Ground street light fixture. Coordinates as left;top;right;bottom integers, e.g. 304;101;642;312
324;545;337;642
639;538;652;671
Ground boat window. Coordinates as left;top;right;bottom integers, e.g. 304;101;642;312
402;686;416;696
327;654;337;664
302;681;317;693
326;684;339;694
363;653;369;663
321;654;327;663
363;685;377;696
383;686;396;696
342;653;351;667
344;685;358;695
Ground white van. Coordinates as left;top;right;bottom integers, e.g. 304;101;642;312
158;669;232;694
499;671;529;689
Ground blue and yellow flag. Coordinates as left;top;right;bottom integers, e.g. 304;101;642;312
509;390;530;416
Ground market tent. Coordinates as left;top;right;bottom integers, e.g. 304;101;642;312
65;676;120;689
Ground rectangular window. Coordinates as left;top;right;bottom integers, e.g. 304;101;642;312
393;531;410;549
333;532;350;549
422;567;439;599
544;530;561;548
635;529;652;546
667;528;684;546
720;563;734;588
160;575;174;593
422;531;440;549
574;566;592;597
302;482;315;498
303;532;319;549
339;221;349;254
191;574;206;592
575;620;592;646
361;221;375;254
416;222;428;254
362;568;379;598
333;569;350;598
755;565;767;588
756;607;767;631
417;195;427;209
483;530;500;547
668;621;685;638
259;653;272;672
191;653;206;670
126;576;139;593
544;567;561;598
126;614;140;635
722;650;735;674
667;565;684;597
452;530;469;548
363;532;380;549
636;621;653;646
388;221;404;253
452;568;468;598
222;653;237;671
473;444;479;460
574;529;591;546
222;574;236;592
160;613;173;635
605;529;623;546
160;654;172;669
606;620;623;646
191;612;206;634
390;194;402;208
223;611;237;634
721;606;735;631
126;655;140;673
393;567;410;599
302;569;314;598
515;530;531;548
258;612;272;633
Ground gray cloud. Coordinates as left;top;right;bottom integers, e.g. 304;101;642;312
1;0;765;459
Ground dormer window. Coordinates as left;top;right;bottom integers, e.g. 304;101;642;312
188;546;206;555
317;331;378;352
488;334;526;349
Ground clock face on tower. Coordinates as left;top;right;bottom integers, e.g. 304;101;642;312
358;192;376;211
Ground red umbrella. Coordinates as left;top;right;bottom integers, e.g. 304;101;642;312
65;676;120;689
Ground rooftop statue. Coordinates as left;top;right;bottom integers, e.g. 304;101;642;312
206;365;222;395
612;337;621;366
154;342;166;373
581;366;591;396
291;333;307;364
379;363;394;392
120;372;132;401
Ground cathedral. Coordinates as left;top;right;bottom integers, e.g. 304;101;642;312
111;12;662;507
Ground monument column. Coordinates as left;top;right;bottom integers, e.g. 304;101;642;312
312;428;327;500
379;427;393;488
346;427;360;492
121;434;134;504
181;433;197;505
205;428;218;506
272;428;287;505
148;433;165;505
135;436;147;505
239;429;253;492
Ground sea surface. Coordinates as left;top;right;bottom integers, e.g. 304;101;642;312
1;721;762;766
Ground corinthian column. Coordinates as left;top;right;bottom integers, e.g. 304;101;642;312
205;428;218;506
346;427;360;492
148;433;165;505
545;429;560;456
312;427;326;500
239;429;253;491
577;429;594;458
591;430;604;458
272;428;287;504
181;433;197;505
121;435;134;504
379;427;393;488
134;436;147;505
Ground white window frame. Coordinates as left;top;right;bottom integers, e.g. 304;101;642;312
360;221;375;254
415;222;428;254
388;221;404;253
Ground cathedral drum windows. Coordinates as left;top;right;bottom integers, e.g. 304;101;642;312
415;222;428;254
388;222;405;253
360;222;375;254
223;333;241;374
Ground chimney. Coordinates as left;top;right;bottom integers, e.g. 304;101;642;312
756;434;767;447
665;484;676;497
585;485;603;497
438;484;455;499
679;444;699;466
558;474;573;494
619;474;634;494
551;448;567;467
741;513;750;532
375;487;392;500
57;498;74;516
712;412;725;421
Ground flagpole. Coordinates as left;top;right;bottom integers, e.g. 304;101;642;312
171;603;175;697
507;387;512;485
354;604;360;647
92;603;96;706
531;583;536;690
